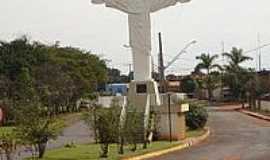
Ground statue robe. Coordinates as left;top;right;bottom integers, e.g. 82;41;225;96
92;0;190;81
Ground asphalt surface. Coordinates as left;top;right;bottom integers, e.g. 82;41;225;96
48;120;93;149
18;120;93;160
151;108;270;160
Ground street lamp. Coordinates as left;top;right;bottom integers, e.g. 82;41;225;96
158;39;197;93
122;44;133;80
244;42;270;71
163;40;197;75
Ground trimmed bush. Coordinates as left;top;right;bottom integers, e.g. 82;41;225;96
186;102;208;130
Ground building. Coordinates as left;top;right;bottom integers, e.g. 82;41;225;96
106;83;129;96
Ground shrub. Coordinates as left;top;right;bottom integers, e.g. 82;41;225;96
185;102;208;130
0;129;18;160
83;105;121;158
15;102;64;159
121;104;144;152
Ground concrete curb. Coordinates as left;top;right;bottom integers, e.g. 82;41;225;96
210;106;243;112
238;109;270;121
122;128;210;160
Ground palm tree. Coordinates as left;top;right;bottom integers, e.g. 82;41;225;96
195;53;222;101
222;47;252;72
222;47;253;101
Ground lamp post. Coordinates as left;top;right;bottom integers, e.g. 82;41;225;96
123;44;133;81
167;93;172;142
158;35;197;93
244;42;270;71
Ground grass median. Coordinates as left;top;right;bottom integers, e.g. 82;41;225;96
32;129;206;160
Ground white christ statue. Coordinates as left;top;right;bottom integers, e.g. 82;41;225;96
92;0;190;81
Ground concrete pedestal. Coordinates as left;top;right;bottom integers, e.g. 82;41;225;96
154;94;189;141
157;108;186;140
128;82;188;141
127;80;160;111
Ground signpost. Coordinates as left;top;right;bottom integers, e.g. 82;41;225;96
167;93;172;142
181;103;190;112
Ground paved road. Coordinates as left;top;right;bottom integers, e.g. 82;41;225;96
18;120;93;159
152;109;270;160
48;120;93;149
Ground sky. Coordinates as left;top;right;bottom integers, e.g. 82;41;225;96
1;0;270;75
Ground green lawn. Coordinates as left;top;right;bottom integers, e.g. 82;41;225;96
37;141;180;160
34;129;206;160
0;112;82;135
0;126;15;134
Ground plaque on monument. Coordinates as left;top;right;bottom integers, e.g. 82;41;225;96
136;84;147;94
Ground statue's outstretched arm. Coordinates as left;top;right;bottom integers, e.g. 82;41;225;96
92;0;132;14
92;0;105;4
150;0;191;12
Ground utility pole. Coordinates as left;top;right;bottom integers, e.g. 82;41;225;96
128;63;132;81
158;32;166;93
221;41;225;101
128;63;132;74
157;33;196;93
151;55;155;78
167;93;172;142
257;33;262;71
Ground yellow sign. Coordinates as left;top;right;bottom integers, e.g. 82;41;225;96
181;103;189;112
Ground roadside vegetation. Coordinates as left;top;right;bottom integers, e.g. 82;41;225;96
195;53;222;101
194;47;257;105
0;36;108;159
32;141;180;160
29;128;206;160
194;47;270;118
82;101;145;158
185;100;208;130
1;35;265;160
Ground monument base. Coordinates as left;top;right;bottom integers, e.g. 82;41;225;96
156;108;186;140
127;80;160;112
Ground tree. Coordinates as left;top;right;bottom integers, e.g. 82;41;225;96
122;105;144;152
223;47;253;101
181;76;196;94
0;36;108;119
15;102;64;159
107;68;130;84
83;105;121;158
222;47;252;70
186;101;208;130
15;67;36;102
195;53;222;101
0;128;18;160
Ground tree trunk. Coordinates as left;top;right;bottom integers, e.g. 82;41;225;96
258;99;261;111
131;143;137;152
100;143;108;158
38;142;47;158
206;71;212;102
118;136;124;154
242;101;245;109
143;142;147;149
5;152;14;160
208;88;212;102
248;95;252;109
6;154;13;160
252;97;256;111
